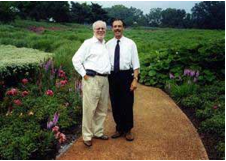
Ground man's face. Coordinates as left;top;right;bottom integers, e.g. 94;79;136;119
94;22;106;41
112;20;124;38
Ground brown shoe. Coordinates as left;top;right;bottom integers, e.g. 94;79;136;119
125;131;134;141
94;135;109;140
111;131;123;139
83;140;92;147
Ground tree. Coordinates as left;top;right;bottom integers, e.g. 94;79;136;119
129;7;147;26
161;8;186;28
90;3;109;23
183;13;192;28
48;2;70;22
146;8;162;27
0;1;16;23
14;2;50;21
106;5;132;26
70;2;92;24
105;5;147;26
14;1;70;22
191;1;225;29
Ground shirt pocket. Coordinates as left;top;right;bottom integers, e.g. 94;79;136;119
121;46;132;67
89;46;102;58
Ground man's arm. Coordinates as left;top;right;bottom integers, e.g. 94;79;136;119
72;41;88;78
130;68;139;91
130;41;140;91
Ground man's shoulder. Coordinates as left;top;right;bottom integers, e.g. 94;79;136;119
106;38;114;45
123;36;136;45
83;37;94;44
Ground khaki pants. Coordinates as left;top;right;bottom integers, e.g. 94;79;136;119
82;76;109;141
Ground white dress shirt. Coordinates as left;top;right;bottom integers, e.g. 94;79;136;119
72;36;111;77
106;36;140;71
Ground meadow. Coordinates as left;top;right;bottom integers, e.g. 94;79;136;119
0;20;224;159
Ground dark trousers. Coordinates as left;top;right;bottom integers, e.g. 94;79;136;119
108;70;134;133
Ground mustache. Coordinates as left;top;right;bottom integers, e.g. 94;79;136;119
114;29;121;32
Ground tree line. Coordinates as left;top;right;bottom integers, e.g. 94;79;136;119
0;1;224;29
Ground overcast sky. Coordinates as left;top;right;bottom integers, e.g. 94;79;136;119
78;1;200;14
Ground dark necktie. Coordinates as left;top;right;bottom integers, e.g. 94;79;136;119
114;40;120;72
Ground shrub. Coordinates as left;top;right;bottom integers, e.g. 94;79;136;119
169;83;199;103
181;95;202;109
0;117;57;160
0;45;53;81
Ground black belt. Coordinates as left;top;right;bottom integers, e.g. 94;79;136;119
110;69;133;74
86;69;108;77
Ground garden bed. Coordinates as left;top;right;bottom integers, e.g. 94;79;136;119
0;57;82;159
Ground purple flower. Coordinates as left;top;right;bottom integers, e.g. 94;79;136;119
53;112;59;125
44;59;52;72
169;73;174;79
183;69;190;76
190;70;196;77
195;71;199;77
47;121;54;129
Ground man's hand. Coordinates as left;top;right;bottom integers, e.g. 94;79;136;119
84;75;89;81
130;79;138;91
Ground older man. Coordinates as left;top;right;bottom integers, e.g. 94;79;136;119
106;19;140;141
72;20;111;147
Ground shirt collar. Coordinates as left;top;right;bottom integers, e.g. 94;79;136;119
92;36;105;44
114;36;124;43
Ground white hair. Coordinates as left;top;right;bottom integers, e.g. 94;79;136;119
92;20;107;30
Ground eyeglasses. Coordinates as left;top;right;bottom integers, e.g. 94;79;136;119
95;27;106;31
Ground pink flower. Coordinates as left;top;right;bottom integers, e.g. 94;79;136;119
46;90;54;96
14;99;22;106
22;79;28;85
213;105;218;110
52;126;59;134
55;132;61;139
6;88;18;96
60;80;68;86
58;70;66;78
22;91;29;97
59;133;66;143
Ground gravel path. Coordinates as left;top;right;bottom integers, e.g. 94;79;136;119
57;84;208;160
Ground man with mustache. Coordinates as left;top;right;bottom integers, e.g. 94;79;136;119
106;19;140;141
72;20;111;147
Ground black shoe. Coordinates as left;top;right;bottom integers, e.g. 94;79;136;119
83;140;92;147
94;135;109;140
125;131;134;141
111;131;123;139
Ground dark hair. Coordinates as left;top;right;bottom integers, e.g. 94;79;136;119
111;19;125;27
